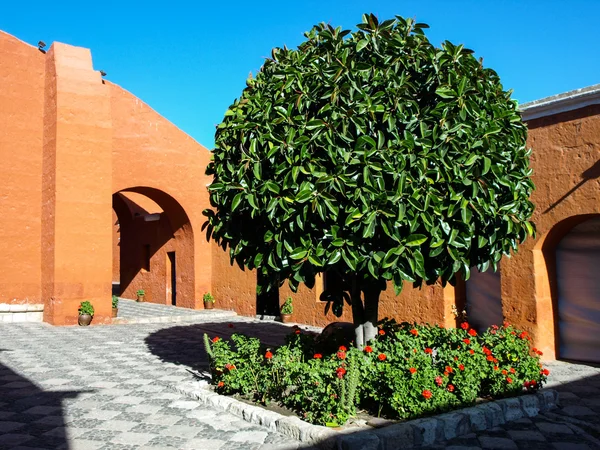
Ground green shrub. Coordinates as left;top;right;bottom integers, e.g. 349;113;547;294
112;295;119;309
136;289;145;296
203;321;549;426
280;297;293;315
203;292;215;303
78;301;94;316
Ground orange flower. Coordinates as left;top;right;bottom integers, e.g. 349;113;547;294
541;368;550;376
519;331;528;339
486;355;494;362
336;367;347;379
424;348;433;354
461;322;469;330
529;379;537;387
463;338;471;345
501;369;507;375
468;329;477;336
339;346;347;351
410;329;418;336
265;351;273;359
447;384;455;392
295;329;301;335
409;367;417;374
445;366;453;373
378;329;386;336
509;368;515;374
337;351;347;360
364;346;373;353
469;349;475;355
422;389;432;399
458;364;465;371
493;366;499;371
217;381;224;388
212;337;221;343
378;353;387;361
506;377;513;384
314;353;323;359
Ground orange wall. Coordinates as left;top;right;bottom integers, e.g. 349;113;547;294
0;32;45;304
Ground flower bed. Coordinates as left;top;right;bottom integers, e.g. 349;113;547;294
203;319;549;427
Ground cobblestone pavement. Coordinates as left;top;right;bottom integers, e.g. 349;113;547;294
113;299;237;324
0;314;306;450
2;311;600;450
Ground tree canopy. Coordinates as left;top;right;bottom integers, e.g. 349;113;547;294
204;14;535;331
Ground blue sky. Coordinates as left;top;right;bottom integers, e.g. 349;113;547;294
2;1;599;148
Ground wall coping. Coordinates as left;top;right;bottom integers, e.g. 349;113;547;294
521;83;600;121
0;303;44;312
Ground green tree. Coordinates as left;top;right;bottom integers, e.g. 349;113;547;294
204;14;535;346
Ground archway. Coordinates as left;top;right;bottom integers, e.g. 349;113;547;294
112;187;195;309
555;217;600;362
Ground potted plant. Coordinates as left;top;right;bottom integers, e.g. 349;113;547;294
203;292;215;310
136;289;145;302
112;295;119;318
78;301;94;326
280;297;293;323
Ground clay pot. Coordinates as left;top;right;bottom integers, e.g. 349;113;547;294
111;308;118;318
136;294;145;303
78;314;92;326
280;313;292;324
204;301;214;310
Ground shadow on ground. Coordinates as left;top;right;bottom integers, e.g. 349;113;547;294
0;350;84;450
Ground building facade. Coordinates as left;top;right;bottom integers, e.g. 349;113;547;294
1;31;599;362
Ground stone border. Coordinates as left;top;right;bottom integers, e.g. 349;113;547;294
172;381;559;449
0;303;44;323
112;310;236;325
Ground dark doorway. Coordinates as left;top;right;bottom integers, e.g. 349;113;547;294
256;272;279;317
167;251;176;306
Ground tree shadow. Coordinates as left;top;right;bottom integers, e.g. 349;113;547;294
544;159;600;213
0;349;86;450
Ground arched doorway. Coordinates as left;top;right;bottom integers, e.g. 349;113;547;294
465;268;503;332
112;187;195;308
556;217;600;362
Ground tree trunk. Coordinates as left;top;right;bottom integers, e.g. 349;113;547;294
350;279;381;348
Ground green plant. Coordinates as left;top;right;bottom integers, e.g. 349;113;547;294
203;321;549;426
78;301;94;317
280;297;293;315
112;295;119;309
136;289;145;296
203;14;535;347
203;292;215;303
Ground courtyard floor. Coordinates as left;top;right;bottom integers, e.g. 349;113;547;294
0;305;600;449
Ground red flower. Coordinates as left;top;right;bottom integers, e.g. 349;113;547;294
445;366;453;373
469;349;474;355
506;377;513;384
461;322;469;330
225;363;236;371
337;351;347;360
503;321;511;328
541;368;550;376
468;329;477;336
217;381;224;388
491;329;497;335
212;337;221;343
509;368;515;374
410;329;419;336
295;329;301;335
530;380;537;387
424;348;433;354
447;384;455;392
459;364;465;371
532;347;538;353
339;346;347;352
493;358;498;364
482;347;491;355
491;324;499;330
524;381;530;388
314;353;323;359
486;355;494;362
265;351;273;359
422;389;432;399
364;346;373;353
435;376;443;386
409;367;417;374
378;329;386;336
493;366;499;371
501;369;507;375
454;356;459;361
510;331;516;335
378;353;387;361
537;350;544;356
336;367;346;379
463;338;471;345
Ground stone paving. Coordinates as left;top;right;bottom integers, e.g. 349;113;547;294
1;308;600;450
0;314;304;450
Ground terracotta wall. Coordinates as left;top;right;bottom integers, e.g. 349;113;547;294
0;32;45;304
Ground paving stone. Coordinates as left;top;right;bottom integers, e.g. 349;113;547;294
535;422;574;434
506;430;546;441
478;436;519;449
552;443;592;450
561;405;596;416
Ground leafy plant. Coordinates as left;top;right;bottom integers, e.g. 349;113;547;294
204;321;547;426
203;14;535;347
136;289;145;296
78;301;94;317
280;297;293;315
112;295;119;309
203;292;215;303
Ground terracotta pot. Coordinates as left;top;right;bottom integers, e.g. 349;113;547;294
204;301;214;310
280;313;292;324
78;314;93;326
137;294;145;303
111;307;118;318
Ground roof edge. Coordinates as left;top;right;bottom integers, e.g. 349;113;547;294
520;84;600;121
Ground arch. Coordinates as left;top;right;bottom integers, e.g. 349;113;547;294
112;187;196;309
533;214;600;359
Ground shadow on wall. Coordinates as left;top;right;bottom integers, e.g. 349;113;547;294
544;159;600;213
144;322;600;449
0;350;85;448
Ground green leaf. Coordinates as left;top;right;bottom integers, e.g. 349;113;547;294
356;39;369;52
231;192;243;212
405;234;427;246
